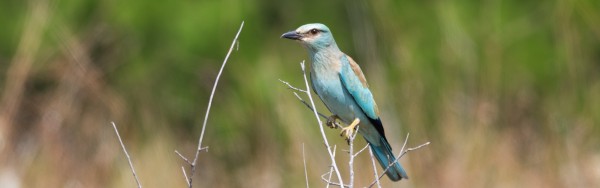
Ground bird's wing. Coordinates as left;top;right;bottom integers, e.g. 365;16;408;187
339;55;386;137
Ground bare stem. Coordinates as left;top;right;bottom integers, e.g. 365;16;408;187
175;150;192;165
368;145;381;188
347;127;360;188
303;143;310;188
299;61;345;186
279;79;307;93
326;145;337;188
353;144;370;158
399;142;431;159
111;122;142;188
181;166;190;187
321;171;349;188
177;21;244;188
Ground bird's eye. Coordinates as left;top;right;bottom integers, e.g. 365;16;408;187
309;29;319;35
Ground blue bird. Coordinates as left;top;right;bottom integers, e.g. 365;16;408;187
282;23;408;181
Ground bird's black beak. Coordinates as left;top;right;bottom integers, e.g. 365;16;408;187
281;31;302;40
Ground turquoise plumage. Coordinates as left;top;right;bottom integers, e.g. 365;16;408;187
282;23;408;181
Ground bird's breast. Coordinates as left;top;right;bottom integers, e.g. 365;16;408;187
311;67;357;124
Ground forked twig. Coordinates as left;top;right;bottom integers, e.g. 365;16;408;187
367;133;430;187
347;126;360;188
176;21;244;188
321;171;349;188
279;79;331;121
326;145;337;188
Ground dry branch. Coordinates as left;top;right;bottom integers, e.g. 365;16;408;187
175;21;244;188
298;61;345;186
367;133;430;187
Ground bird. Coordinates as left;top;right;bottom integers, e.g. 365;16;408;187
281;23;408;181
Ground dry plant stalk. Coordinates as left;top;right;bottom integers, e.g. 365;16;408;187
110;21;245;188
175;21;245;188
300;61;347;186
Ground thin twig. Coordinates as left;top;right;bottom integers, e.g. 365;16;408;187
368;145;381;188
399;133;410;157
280;78;344;128
326;169;334;188
181;166;190;187
177;21;244;188
279;79;331;121
367;133;430;188
375;133;410;182
326;145;337;188
299;61;345;186
347;126;360;188
353;144;370;158
321;171;349;188
279;79;307;93
175;148;208;165
111;122;142;188
399;142;431;158
193;21;244;164
303;143;310;188
175;150;192;165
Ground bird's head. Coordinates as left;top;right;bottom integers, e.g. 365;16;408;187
281;23;337;51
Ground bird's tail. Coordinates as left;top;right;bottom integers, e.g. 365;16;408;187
369;138;408;181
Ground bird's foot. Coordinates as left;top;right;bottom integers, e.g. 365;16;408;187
340;118;360;143
326;115;340;129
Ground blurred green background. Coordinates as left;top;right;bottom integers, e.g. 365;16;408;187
1;0;600;187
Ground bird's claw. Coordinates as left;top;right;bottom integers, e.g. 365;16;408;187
326;115;340;129
340;118;360;143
